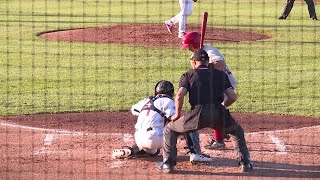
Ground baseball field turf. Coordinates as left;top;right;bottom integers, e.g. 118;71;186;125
0;0;319;117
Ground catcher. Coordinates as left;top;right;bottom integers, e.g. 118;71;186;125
112;80;176;159
112;80;213;164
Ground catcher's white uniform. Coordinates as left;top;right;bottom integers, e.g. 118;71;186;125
131;95;175;154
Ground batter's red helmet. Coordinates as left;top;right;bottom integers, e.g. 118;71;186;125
181;32;201;49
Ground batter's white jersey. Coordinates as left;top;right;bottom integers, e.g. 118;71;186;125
131;95;175;154
202;45;237;89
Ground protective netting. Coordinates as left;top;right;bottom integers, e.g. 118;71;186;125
1;0;319;179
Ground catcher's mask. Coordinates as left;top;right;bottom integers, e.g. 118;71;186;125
181;32;201;49
154;80;174;97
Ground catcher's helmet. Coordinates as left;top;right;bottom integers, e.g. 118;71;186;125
155;80;174;97
181;32;201;49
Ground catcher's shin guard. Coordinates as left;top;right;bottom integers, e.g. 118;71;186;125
112;148;132;159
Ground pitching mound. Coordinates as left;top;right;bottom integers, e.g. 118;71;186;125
39;24;271;47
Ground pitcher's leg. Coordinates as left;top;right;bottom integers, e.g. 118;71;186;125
178;0;193;37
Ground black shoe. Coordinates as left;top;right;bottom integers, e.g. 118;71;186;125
156;162;174;173
134;149;150;158
150;148;160;157
240;162;253;172
312;17;318;20
278;16;286;20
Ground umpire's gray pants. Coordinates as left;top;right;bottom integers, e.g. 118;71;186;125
162;104;250;167
185;131;201;154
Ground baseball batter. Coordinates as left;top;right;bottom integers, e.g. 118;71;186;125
165;0;197;38
181;32;238;149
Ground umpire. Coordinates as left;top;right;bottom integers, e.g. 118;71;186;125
157;50;253;173
279;0;318;20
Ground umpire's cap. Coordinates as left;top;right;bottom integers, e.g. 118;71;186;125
191;49;209;61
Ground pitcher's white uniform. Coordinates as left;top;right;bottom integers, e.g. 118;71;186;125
166;0;193;37
131;95;175;154
202;45;237;89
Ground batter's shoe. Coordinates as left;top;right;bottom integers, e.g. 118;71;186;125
165;21;173;34
240;162;253;172
204;141;226;150
206;134;230;144
111;148;132;159
190;153;214;164
156;162;174;173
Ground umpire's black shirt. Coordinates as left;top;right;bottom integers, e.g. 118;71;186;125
179;65;232;107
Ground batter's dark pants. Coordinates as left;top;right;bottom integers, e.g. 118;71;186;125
280;0;317;18
162;104;251;167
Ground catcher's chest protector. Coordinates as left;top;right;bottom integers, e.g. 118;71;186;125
141;95;171;117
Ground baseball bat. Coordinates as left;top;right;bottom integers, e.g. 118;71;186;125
200;12;208;49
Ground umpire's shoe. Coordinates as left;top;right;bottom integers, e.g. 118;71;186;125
156;162;174;173
190;153;214;164
240;162;253;172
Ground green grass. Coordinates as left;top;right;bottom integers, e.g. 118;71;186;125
0;0;319;116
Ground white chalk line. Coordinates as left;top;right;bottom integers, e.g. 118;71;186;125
269;134;287;154
0;121;133;137
2;121;320;167
3;121;319;138
247;125;320;135
0;121;133;156
32;133;56;155
44;134;55;146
